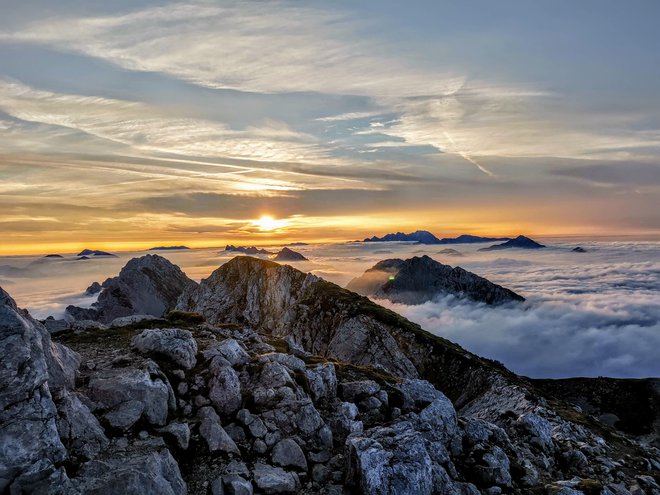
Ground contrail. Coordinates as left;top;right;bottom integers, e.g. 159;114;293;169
443;131;495;177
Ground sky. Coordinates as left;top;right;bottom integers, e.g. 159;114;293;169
1;0;660;255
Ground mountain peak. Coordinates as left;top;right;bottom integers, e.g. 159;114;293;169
479;235;546;251
347;255;524;305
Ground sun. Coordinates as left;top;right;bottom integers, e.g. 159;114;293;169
253;215;286;232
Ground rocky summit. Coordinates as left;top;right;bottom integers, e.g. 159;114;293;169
273;248;308;262
346;255;525;305
66;254;196;324
1;255;659;495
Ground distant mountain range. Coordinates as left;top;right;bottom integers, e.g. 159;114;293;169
149;246;190;251
362;230;511;245
224;245;275;255
479;235;546;251
77;249;117;257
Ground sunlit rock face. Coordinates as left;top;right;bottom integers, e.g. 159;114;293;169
66;254;197;324
346;255;525;305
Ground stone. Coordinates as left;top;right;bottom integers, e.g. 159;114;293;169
56;392;109;460
198;406;240;454
397;379;446;412
305;363;337;402
516;412;554;451
87;368;171;427
206;339;250;366
340;380;380;403
253;463;299;494
0;289;68;481
223;474;254;495
209;365;242;416
272;438;308;471
133;328;198;369
158;422;191;450
73;449;186;495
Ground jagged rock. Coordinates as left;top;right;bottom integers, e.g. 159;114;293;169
253;463;299;494
207;338;250;367
56;392;109;460
214;474;254;495
132;328;198;369
87;367;171;428
7;459;78;495
346;422;434;495
305;363;337;402
0;288;69;485
85;281;102;296
198;406;240;454
73;449;186;495
398;379;448;412
346;255;524;305
271;438;308;471
515;412;555;451
340;380;381;403
473;446;512;487
158;422;191;450
237;409;268;438
67;254;196;323
209;365;242;416
42;316;70;334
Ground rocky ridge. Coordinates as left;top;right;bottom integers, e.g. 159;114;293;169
66;254;195;324
345;255;525;305
1;255;658;494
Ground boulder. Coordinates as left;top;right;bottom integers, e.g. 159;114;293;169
253;463;299;494
56;392;109;460
73;450;186;495
198;407;240;454
132;328;198;369
87;368;171;428
305;363;337;402
271;438;308;471
209;365;242;416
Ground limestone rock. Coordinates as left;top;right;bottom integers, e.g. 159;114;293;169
132;328;198;369
198;406;240;454
271;438;308;471
253;463;299;494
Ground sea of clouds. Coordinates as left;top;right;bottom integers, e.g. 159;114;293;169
1;238;658;379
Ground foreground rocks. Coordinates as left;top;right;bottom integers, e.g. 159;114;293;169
1;256;659;494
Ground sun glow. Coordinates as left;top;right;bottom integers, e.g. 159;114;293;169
252;215;287;232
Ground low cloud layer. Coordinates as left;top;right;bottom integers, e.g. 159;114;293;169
0;238;658;379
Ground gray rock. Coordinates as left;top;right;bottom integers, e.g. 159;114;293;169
0;288;68;482
158;422;191;450
397;379;446;412
305;363;337;402
132;328;198;369
347;422;434;495
73;449;186;495
7;459;78;495
209;365;242;416
253;463;299;494
42;317;70;334
473;446;512;487
206;338;250;366
272;438;308;471
87;367;171;428
67;254;196;323
340;380;380;403
516;412;554;451
56;392;109;460
222;474;254;495
198;406;240;454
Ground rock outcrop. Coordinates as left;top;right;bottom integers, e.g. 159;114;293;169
479;235;546;251
346;255;524;305
66;254;196;323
